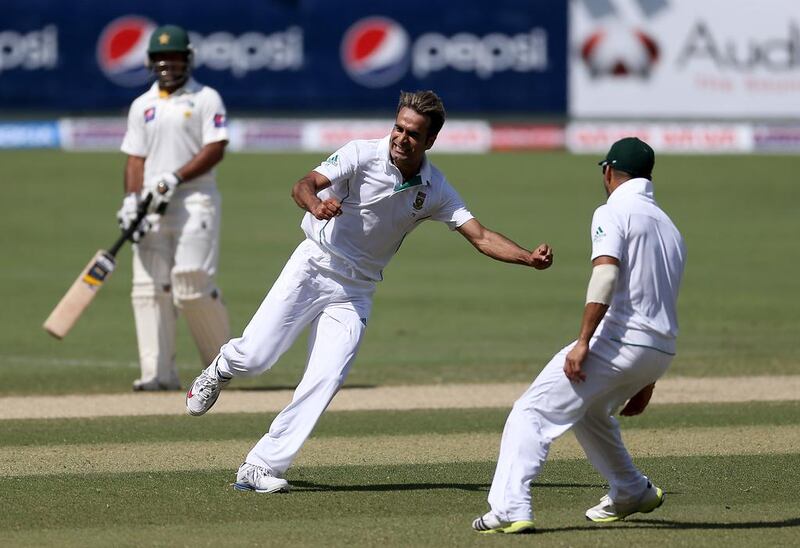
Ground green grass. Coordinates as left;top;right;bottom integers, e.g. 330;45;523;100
2;150;799;395
3;147;798;546
3;457;800;547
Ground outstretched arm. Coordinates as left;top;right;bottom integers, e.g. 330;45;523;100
291;171;342;220
563;255;620;382
456;218;553;269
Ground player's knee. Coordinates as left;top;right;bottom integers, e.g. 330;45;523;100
223;337;281;376
319;369;348;390
171;267;217;306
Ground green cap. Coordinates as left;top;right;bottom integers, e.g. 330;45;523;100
599;137;655;179
147;25;191;55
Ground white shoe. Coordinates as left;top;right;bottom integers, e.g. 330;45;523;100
233;462;289;493
185;368;229;416
471;511;535;534
585;481;665;522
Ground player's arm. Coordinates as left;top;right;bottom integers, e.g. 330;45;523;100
291;171;341;220
174;140;227;183
619;382;656;416
118;155;149;237
149;141;227;212
563;255;620;383
456;218;553;269
124;155;145;194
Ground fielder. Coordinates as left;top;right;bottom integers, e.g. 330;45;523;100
186;90;554;493
472;137;686;534
117;25;230;391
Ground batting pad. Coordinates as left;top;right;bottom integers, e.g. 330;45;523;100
132;291;178;385
181;293;230;365
172;267;229;365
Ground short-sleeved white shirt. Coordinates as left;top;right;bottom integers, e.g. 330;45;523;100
309;135;474;281
590;178;686;354
120;78;228;192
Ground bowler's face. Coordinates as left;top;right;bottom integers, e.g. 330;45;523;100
390;107;435;168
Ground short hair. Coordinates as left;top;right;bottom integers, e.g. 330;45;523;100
396;90;446;137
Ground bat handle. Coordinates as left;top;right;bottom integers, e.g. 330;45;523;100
154;180;170;215
108;193;153;257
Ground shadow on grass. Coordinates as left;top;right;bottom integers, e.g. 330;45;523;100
290;481;598;493
231;384;376;392
536;517;800;535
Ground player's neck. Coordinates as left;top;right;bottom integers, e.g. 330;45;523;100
392;158;423;182
158;86;179;96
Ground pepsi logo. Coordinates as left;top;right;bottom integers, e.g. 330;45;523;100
581;27;659;78
97;15;157;87
341;17;410;88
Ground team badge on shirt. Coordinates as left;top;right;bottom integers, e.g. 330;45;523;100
144;107;156;123
213;113;227;128
412;190;427;211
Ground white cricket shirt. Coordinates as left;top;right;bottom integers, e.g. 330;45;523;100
590;178;686;354
120;78;228;191
309;135;474;281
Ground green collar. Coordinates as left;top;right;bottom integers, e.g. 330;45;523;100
394;174;423;192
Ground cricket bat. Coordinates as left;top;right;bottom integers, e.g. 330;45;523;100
43;193;153;339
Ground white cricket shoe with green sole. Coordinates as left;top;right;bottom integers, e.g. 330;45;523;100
585;481;664;522
471;512;535;534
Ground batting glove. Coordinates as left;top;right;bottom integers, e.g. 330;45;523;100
116;193;151;243
150;172;182;213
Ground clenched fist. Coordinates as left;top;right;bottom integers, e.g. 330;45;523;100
529;243;553;270
311;198;342;220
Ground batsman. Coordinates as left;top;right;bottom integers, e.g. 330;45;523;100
118;24;230;391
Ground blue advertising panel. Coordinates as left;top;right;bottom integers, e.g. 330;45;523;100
0;0;566;113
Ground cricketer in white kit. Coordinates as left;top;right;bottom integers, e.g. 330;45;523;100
118;25;230;391
472;137;687;534
186;90;554;493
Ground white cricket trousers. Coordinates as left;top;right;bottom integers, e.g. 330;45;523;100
132;186;222;385
488;337;673;522
216;239;375;475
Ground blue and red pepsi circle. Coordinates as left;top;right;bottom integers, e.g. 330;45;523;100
96;15;157;87
341;16;410;89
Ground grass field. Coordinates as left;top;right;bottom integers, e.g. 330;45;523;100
2;150;799;545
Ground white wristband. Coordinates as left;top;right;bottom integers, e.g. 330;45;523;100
586;264;619;305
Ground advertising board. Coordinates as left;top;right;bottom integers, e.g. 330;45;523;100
570;0;800;118
0;1;566;114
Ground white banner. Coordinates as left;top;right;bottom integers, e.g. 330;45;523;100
302;120;492;153
570;0;800;118
566;122;754;153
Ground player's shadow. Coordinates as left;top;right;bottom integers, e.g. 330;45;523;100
231;384;377;392
289;481;598;493
535;516;800;535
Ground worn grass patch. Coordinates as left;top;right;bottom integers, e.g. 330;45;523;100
4;425;800;477
4;401;800;447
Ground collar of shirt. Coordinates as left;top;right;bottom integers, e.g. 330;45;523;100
607;177;655;204
378;135;433;191
149;78;200;99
